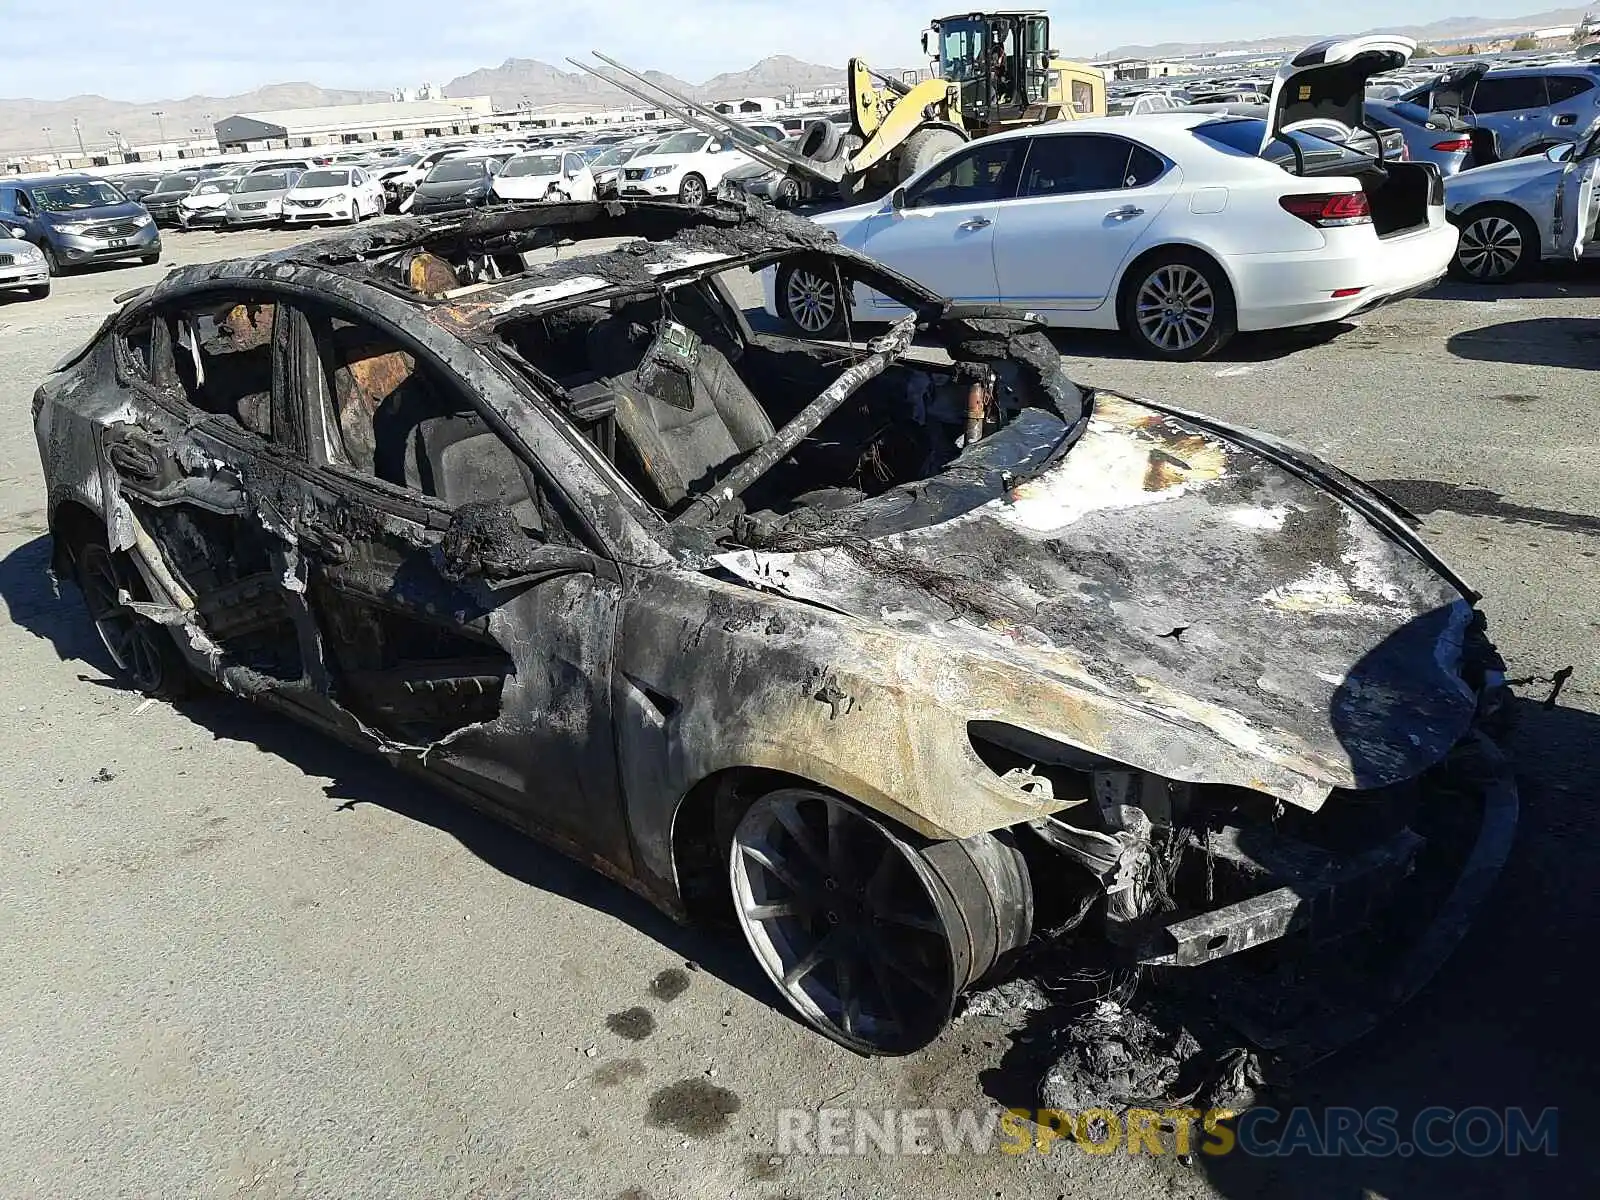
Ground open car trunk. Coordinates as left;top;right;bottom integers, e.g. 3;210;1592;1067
1360;160;1437;238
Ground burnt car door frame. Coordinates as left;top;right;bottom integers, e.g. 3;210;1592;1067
103;286;346;718
271;281;639;875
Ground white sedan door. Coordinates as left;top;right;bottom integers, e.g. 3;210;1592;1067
992;132;1180;314
840;137;1026;307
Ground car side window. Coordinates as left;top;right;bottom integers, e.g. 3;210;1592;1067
301;307;546;533
165;298;276;438
906;140;1023;208
1546;75;1594;104
14;190;33;215
1470;75;1548;113
1017;134;1161;198
119;316;156;380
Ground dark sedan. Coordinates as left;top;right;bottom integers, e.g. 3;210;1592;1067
140;171;205;226
407;156;503;214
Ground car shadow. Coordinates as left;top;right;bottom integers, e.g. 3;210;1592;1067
1425;261;1600;304
1446;316;1600;369
0;533;780;1014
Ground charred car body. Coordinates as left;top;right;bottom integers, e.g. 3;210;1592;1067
33;198;1512;1056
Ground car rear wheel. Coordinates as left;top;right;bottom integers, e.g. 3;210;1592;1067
1451;205;1538;283
73;534;189;698
1120;249;1236;360
728;787;1032;1055
679;173;708;206
775;261;848;339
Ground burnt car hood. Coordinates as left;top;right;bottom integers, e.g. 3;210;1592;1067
716;393;1476;811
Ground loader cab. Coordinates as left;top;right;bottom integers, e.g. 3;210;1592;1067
929;11;1055;125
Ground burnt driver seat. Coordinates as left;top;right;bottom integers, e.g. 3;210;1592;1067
585;308;773;508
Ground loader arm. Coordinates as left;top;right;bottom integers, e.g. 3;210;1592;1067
846;64;964;177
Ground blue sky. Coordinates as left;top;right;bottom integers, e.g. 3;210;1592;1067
7;0;1540;100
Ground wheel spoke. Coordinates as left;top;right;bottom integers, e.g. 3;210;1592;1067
740;842;809;893
782;927;843;988
744;898;805;921
774;803;828;871
835;954;859;1036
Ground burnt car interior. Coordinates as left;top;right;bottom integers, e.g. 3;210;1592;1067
479;267;1084;537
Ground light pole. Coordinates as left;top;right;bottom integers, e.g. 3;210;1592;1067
72;116;86;157
41;125;54;153
152;109;167;143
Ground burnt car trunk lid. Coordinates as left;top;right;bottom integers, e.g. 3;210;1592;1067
716;392;1477;805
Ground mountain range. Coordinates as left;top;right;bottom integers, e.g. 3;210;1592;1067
4;8;1597;157
1095;6;1594;58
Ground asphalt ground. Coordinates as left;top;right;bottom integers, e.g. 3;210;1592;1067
0;221;1595;1199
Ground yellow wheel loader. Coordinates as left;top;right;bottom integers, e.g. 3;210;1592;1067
570;10;1105;204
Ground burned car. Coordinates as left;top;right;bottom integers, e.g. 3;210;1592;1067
33;198;1512;1058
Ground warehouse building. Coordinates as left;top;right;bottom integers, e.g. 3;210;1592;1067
214;98;494;151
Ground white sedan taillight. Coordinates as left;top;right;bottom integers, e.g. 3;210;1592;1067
1279;193;1373;227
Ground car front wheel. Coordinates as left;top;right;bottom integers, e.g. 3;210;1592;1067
679;173;707;206
73;534;189;698
26;282;50;299
728;787;1032;1055
774;261;849;339
1451;205;1538;283
1120;250;1236;360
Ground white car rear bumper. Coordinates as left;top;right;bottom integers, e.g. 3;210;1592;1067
1230;221;1458;331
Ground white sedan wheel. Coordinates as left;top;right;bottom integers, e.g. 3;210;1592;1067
1133;263;1217;354
783;268;839;335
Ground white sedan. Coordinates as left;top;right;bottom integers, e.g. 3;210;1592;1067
281;167;386;225
0;231;50;299
770;39;1457;359
493;149;597;202
618;125;788;207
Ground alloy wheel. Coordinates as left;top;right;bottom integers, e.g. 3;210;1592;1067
76;543;167;693
730;789;962;1054
680;175;707;206
1134;263;1216;353
783;268;839;335
1458;215;1524;280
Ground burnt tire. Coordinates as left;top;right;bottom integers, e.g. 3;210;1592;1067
72;533;190;698
728;786;1032;1055
774;260;849;339
1118;248;1237;361
1450;204;1539;283
678;173;708;207
893;126;968;186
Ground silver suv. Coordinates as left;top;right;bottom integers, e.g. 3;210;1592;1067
1394;63;1600;164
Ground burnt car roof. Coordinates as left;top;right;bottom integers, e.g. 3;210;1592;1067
140;197;924;335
